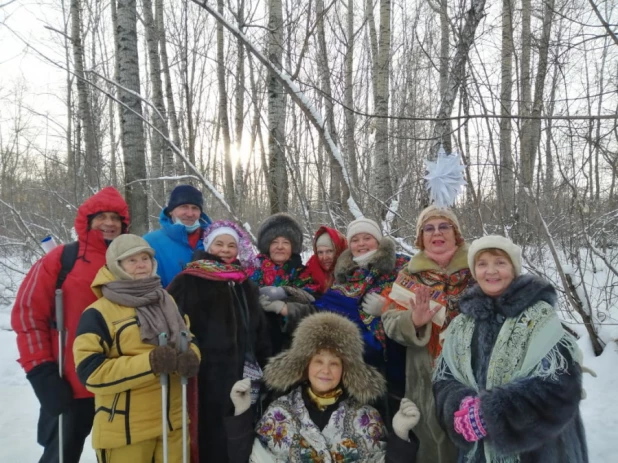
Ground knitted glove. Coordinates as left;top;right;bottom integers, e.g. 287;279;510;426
361;293;386;317
259;295;286;314
454;396;487;442
149;345;178;375
230;378;252;416
392;398;421;441
26;362;73;417
176;349;200;378
259;286;288;301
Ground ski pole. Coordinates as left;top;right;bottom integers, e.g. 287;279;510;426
158;332;169;463
179;331;189;463
55;289;65;463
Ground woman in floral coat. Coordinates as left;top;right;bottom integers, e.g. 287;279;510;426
225;312;420;463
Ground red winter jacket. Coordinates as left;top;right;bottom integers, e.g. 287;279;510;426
11;187;130;399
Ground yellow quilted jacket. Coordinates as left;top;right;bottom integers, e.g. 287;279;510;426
73;266;200;449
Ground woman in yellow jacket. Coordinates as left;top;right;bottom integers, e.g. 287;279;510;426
73;234;200;462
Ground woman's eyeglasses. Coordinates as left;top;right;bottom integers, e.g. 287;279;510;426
422;223;454;234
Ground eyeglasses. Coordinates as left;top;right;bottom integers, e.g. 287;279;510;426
422;223;454;234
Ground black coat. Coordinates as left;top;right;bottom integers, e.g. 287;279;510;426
433;275;588;463
168;253;272;463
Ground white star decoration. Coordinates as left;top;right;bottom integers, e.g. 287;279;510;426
424;147;466;208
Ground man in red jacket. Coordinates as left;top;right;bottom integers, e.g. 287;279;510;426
11;187;130;463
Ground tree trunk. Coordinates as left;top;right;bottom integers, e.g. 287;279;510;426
499;0;515;211
156;0;184;176
430;0;486;157
117;0;149;234
267;0;288;213
372;0;394;219
316;0;347;214
217;0;236;209
438;0;451;153
234;0;246;209
344;1;359;189
142;0;173;205
71;0;99;189
520;0;554;190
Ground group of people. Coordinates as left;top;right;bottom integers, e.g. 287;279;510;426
11;184;589;463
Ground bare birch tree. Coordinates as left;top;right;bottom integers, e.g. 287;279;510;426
117;0;148;233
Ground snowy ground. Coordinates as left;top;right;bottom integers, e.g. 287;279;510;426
1;259;617;461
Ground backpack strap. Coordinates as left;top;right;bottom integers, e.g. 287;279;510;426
55;241;79;290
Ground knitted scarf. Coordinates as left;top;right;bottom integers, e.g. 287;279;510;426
101;277;187;346
433;300;582;463
182;259;248;283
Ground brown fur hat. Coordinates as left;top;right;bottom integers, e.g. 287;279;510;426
263;312;386;404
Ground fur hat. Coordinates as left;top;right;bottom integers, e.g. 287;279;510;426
106;234;157;280
257;213;303;255
264;312;386;404
346;217;383;242
165;185;203;215
468;235;522;278
415;204;464;249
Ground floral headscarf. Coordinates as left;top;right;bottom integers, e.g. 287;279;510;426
202;220;258;269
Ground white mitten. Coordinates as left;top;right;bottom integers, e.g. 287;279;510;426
230;378;252;416
392;398;420;441
361;293;386;317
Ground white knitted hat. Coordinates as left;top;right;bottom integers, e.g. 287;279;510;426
315;232;334;249
468;235;522;278
346;218;382;242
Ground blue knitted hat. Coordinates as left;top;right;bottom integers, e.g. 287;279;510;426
165;185;203;214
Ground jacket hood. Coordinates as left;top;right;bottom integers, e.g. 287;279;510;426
459;274;557;320
408;243;469;275
334;237;396;283
75;187;130;244
90;265;118;298
264;312;386;404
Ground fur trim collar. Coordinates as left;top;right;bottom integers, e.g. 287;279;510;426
408;243;469;275
334;237;396;283
263;312;386;404
459;274;557;320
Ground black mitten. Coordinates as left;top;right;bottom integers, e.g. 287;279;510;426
26;362;73;417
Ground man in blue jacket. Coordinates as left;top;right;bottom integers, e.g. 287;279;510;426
144;184;212;286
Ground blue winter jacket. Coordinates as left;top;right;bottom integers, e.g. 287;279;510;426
144;209;212;287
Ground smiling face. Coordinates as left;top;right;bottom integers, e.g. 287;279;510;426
169;204;201;226
90;212;123;240
349;233;379;257
119;252;154;280
269;237;293;265
307;349;343;394
208;234;239;263
421;218;457;255
474;250;515;297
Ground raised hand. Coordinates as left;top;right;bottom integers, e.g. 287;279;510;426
410;284;438;328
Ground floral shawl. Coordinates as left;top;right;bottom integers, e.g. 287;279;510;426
255;387;387;462
248;254;317;291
